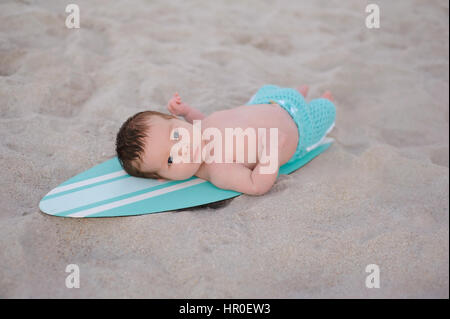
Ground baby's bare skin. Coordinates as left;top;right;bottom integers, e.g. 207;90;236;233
141;86;333;195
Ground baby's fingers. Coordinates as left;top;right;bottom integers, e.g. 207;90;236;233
168;92;186;116
175;93;181;104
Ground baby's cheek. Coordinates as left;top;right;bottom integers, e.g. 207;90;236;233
168;164;189;180
180;164;193;175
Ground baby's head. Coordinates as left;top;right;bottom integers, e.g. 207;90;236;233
116;110;201;180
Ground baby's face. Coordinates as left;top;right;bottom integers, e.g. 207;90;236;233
139;116;202;180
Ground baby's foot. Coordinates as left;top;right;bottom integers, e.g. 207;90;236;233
297;85;309;98
322;90;334;101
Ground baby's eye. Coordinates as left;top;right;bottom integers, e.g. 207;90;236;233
168;155;173;166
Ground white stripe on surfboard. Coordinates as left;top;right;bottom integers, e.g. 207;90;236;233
47;170;128;196
67;178;206;217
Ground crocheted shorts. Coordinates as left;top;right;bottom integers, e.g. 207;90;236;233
246;84;336;163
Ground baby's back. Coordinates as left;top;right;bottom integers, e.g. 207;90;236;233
202;103;299;168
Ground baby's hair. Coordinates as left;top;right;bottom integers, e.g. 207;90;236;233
115;110;175;179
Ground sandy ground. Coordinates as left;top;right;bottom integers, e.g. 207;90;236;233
0;0;448;298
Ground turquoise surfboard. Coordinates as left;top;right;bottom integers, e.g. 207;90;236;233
39;141;332;218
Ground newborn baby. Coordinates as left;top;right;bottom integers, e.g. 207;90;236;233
116;85;336;195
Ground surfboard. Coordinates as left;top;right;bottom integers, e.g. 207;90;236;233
39;141;332;218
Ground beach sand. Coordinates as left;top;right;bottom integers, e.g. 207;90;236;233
0;0;448;298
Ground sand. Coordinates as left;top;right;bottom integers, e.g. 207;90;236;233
0;0;448;298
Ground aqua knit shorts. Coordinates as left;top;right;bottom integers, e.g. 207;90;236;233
246;84;336;163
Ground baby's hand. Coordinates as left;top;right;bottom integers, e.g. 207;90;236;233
167;92;189;116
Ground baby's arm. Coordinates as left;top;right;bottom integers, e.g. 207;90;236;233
207;162;279;196
183;106;205;123
167;92;205;123
206;131;286;195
